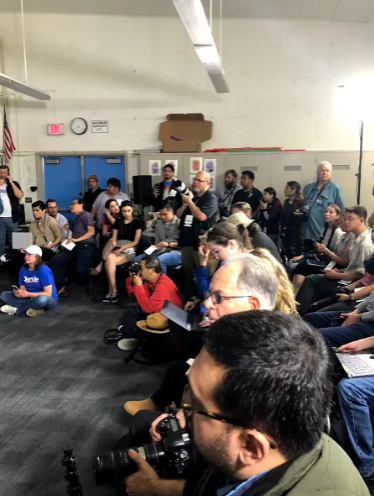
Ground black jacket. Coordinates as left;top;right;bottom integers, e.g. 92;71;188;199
152;179;182;211
2;180;22;223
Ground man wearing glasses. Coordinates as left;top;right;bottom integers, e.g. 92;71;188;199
297;206;374;315
177;170;218;300
123;312;367;496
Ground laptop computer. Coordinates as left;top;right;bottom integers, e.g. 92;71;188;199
12;232;33;250
334;350;374;378
161;301;204;332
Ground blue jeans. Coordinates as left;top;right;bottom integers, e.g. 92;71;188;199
0;291;58;316
135;251;182;274
338;377;374;477
0;217;18;259
305;310;374;347
50;243;96;286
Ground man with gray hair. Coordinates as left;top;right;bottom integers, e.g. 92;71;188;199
302;161;344;251
123;253;278;416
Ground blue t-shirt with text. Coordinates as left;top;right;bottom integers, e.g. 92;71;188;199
18;265;58;300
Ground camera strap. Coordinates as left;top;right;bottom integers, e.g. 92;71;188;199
306;181;329;211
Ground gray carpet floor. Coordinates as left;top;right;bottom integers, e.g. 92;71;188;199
0;271;167;496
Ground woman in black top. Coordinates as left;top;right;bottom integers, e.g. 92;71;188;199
103;201;142;303
257;187;282;246
280;181;304;260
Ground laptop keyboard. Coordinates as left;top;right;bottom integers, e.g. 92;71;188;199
338;354;374;377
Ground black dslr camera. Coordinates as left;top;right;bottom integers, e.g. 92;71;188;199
93;412;191;486
128;262;142;276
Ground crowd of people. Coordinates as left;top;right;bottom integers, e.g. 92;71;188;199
2;160;374;494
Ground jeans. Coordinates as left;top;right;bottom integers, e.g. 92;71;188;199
135;250;182;274
305;310;374;347
50;243;95;286
0;291;57;316
120;308;148;339
0;218;18;259
338;377;374;477
296;274;339;315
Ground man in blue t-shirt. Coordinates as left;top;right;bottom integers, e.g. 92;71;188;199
152;164;182;212
0;245;58;317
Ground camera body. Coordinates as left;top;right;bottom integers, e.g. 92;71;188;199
93;412;191;486
128;262;142;276
173;180;189;196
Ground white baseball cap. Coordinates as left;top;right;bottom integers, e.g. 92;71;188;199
25;245;43;257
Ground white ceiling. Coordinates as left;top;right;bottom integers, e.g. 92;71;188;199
0;0;373;22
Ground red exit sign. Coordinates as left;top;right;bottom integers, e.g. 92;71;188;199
47;123;64;135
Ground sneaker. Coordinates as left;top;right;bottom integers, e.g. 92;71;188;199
26;308;45;317
0;254;11;263
117;338;139;351
0;305;17;315
90;268;101;276
124;398;157;416
111;292;119;304
104;328;125;345
103;293;112;303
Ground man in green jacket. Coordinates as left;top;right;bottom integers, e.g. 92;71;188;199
124;311;369;496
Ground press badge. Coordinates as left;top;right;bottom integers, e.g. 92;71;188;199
184;215;193;227
169;189;177;197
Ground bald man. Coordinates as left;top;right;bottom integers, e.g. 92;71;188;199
177;170;218;300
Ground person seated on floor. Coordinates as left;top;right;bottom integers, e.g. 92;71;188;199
256;187;282;246
102;200;142;303
50;199;96;297
227;206;282;262
90;199;121;275
122;311;368;496
336;335;374;492
124;251;296;416
312;235;374;313
0;245;58;317
305;288;374;347
297;206;374;316
291;204;343;297
135;202;181;274
112;256;183;352
46;199;71;242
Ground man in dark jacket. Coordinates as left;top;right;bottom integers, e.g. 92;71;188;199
152;163;182;212
123;311;368;496
0;165;23;261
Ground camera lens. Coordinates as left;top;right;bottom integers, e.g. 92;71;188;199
93;444;164;486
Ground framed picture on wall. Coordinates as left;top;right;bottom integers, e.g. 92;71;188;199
204;158;216;174
189;174;196;187
209;176;216;190
149;160;161;176
164;160;178;176
190;157;203;173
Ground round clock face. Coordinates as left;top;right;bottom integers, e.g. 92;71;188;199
71;118;88;135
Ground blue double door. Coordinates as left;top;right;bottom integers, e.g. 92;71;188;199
44;155;125;224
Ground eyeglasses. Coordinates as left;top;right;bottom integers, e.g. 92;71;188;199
205;291;253;305
181;384;276;449
344;216;360;223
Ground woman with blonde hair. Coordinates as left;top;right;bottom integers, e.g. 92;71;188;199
250;247;297;314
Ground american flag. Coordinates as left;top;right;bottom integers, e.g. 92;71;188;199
3;106;16;162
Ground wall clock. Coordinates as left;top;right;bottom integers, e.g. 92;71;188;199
71;117;88;135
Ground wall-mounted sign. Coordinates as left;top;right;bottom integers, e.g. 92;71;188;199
91;120;109;133
47;123;64;135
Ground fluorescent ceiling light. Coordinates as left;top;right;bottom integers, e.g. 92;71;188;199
173;0;229;94
0;72;50;100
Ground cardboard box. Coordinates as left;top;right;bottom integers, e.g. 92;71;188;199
159;113;213;153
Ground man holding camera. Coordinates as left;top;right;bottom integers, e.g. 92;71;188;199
177;171;218;300
115;256;183;351
122;311;368;496
152;164;182;212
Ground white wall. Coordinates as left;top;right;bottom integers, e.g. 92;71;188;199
1;12;374;211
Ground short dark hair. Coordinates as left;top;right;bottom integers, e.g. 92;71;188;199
32;200;46;211
241;170;255;181
204;311;332;459
0;165;9;173
46;198;58;207
163;163;175;173
105;199;119;209
73;198;86;209
142;255;162;274
225;169;237;178
107;178;121;189
345;206;367;220
121;200;133;209
159;201;174;212
264;187;276;197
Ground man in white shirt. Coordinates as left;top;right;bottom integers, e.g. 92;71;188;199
46;199;71;241
91;178;129;230
0;165;23;260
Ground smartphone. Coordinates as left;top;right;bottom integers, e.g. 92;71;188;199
12;285;19;291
